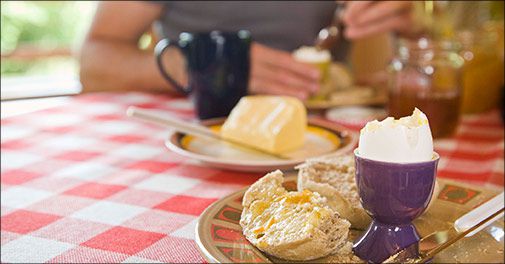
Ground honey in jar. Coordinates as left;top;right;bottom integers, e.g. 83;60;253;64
388;38;464;138
458;27;505;114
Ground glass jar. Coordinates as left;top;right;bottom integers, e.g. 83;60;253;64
388;38;465;138
458;27;505;114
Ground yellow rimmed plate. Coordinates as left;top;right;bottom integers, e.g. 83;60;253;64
195;174;504;263
165;117;357;172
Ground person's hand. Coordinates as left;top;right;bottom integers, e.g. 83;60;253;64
249;43;321;100
342;1;417;39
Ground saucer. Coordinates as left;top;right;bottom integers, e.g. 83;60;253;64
165;117;357;172
305;87;387;110
326;106;387;127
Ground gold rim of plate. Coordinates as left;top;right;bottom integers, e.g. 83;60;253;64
180;125;341;150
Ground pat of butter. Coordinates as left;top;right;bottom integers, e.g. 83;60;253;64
221;96;307;154
358;108;433;163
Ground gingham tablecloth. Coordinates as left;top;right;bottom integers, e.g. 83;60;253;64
1;92;504;263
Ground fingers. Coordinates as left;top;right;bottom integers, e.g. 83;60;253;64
249;43;322;100
342;1;414;39
250;63;316;100
252;61;319;93
345;11;413;39
252;43;321;81
342;1;373;24
352;1;411;26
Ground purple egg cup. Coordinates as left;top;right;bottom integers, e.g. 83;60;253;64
352;149;439;263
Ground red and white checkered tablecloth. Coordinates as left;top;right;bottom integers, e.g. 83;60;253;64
1;92;504;263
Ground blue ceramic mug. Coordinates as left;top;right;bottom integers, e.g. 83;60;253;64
155;30;251;120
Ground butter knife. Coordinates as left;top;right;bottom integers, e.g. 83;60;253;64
126;106;293;159
384;192;505;263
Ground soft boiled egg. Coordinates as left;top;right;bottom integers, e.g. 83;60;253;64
357;108;433;163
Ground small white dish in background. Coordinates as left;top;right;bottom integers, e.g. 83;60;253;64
326;106;387;128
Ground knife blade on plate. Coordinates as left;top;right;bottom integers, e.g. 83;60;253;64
384;192;504;263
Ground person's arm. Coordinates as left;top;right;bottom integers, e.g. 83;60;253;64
80;2;321;99
79;1;183;93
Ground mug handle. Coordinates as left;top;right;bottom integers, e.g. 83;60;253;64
154;38;190;94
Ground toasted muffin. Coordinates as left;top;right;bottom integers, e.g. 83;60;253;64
296;155;371;230
240;170;353;261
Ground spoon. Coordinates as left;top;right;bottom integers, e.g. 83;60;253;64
315;2;345;50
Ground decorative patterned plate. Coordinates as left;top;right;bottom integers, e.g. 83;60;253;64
166;118;357;172
195;173;504;263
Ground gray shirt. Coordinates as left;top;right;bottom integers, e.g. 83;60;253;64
151;1;348;60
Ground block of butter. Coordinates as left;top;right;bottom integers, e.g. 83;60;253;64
221;96;307;155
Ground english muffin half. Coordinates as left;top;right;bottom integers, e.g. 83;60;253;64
296;155;371;230
240;170;353;261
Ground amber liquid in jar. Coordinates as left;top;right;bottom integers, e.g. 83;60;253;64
389;89;460;138
389;38;464;138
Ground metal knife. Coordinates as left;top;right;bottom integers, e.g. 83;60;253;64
384;192;504;263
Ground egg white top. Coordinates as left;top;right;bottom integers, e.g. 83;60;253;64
293;46;331;63
358;108;433;163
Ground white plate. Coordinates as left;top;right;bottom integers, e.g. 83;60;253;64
165;117;357;172
326;106;387;127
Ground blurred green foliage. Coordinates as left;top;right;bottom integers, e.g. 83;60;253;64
1;1;96;76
